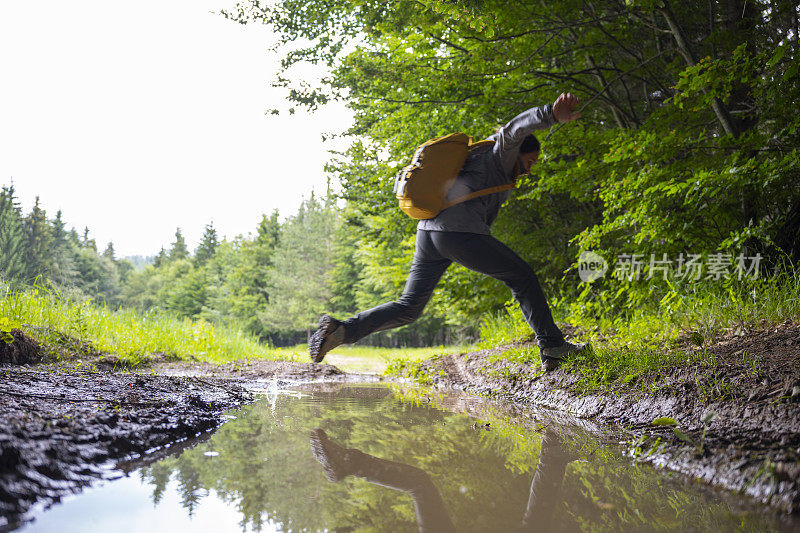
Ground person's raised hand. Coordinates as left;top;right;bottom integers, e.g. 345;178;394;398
553;92;581;123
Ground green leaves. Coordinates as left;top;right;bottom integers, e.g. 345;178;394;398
0;315;16;344
768;44;786;68
651;416;678;426
672;428;695;445
690;332;704;347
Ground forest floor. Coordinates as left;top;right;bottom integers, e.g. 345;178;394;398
1;321;799;527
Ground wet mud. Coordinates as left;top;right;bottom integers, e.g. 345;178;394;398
0;366;253;529
415;321;800;513
154;358;346;381
0;331;41;366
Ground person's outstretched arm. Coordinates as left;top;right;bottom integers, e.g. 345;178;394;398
493;92;582;176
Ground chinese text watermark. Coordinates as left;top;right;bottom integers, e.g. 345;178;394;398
578;252;762;282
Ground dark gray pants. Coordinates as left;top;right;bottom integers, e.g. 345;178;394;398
343;230;564;348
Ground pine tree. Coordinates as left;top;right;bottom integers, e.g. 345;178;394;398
22;196;54;281
255;210;280;268
329;222;360;315
0;184;26;281
194;222;218;266
96;253;121;307
253;210;281;305
52;210;67;243
103;242;115;261
153;247;168;268
81;227;97;252
49;210;79;285
261;195;338;331
165;267;208;318
170;228;188;261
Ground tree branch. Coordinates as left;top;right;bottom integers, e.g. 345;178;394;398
419;28;471;55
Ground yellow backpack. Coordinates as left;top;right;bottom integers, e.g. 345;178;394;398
393;132;516;220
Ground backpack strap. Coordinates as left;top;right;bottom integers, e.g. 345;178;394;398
442;182;516;210
441;142;520;210
468;139;495;151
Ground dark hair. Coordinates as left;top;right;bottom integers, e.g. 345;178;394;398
520;134;540;154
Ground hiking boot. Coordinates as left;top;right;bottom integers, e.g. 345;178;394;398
309;315;345;363
309;428;352;483
540;341;588;372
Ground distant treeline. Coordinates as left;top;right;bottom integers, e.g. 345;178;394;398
0;184;457;347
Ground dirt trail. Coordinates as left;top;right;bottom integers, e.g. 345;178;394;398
153;357;347;380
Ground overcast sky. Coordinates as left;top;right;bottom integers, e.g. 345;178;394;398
0;1;352;257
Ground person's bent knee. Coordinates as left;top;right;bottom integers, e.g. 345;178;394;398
506;275;536;297
397;307;424;325
395;299;426;325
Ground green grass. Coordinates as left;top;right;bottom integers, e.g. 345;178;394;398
0;283;466;371
478;308;532;349
478;271;800;392
384;358;437;385
486;346;539;365
7;267;796;385
0;284;297;366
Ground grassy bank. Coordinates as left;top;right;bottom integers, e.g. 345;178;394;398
0;283;467;371
450;271;800;392
0;284;296;366
6;269;796;381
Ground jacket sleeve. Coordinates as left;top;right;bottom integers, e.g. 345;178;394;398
490;104;556;177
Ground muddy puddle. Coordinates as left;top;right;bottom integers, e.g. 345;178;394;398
14;382;799;532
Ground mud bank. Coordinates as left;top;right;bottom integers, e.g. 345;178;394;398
413;321;800;513
153;357;347;380
0;366;257;530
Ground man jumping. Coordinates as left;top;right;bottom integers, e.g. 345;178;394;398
310;93;586;371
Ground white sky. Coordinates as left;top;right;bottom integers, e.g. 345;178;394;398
0;1;353;257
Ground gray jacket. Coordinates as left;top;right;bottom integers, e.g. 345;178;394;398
417;103;556;234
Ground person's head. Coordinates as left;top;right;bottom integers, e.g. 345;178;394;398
518;134;540;175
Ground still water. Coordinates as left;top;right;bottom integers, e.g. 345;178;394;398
19;383;796;532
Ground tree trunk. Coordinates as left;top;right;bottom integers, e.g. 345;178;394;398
659;1;739;138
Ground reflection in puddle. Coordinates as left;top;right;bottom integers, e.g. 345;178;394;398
19;383;795;532
309;426;572;532
20;475;273;532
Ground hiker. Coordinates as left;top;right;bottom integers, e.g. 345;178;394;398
310;93;585;371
